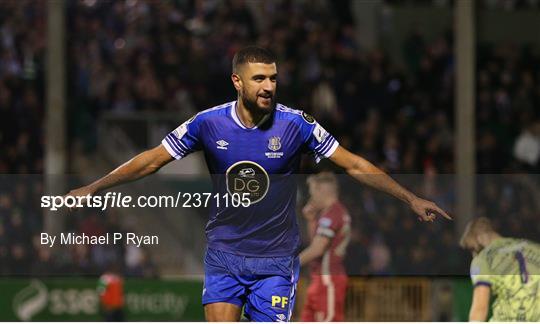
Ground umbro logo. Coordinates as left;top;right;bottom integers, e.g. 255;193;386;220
216;140;229;150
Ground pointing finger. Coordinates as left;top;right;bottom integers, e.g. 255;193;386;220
434;207;452;220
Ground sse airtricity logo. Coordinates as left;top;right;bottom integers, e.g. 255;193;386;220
13;280;48;321
226;161;269;205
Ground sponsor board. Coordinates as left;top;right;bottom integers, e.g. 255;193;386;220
0;278;204;321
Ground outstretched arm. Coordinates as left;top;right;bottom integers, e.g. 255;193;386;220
329;146;451;221
66;144;174;198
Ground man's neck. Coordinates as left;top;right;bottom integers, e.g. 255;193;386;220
482;233;502;248
236;98;268;128
490;233;502;243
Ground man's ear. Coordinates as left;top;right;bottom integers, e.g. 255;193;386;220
231;73;242;91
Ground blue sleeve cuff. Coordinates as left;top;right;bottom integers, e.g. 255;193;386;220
474;281;492;287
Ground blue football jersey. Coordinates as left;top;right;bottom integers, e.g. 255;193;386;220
162;101;339;257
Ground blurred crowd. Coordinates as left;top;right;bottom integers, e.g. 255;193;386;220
0;1;47;276
0;0;45;174
67;0;540;173
385;0;540;10
0;1;158;277
341;174;540;275
1;0;539;277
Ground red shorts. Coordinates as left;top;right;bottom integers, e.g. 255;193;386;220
301;275;348;321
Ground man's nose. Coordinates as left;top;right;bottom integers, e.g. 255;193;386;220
262;79;274;92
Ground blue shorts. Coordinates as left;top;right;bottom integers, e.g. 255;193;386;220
202;248;300;322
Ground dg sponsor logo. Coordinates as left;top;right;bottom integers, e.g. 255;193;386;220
226;161;270;205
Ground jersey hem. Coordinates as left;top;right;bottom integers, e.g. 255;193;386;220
207;243;298;258
202;297;244;307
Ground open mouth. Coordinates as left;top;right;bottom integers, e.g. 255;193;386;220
258;94;273;104
259;95;272;99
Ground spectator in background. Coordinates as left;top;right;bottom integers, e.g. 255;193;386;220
367;235;392;275
513;121;540;169
125;246;158;278
98;262;125;322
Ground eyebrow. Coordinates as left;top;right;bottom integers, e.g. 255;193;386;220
252;73;278;79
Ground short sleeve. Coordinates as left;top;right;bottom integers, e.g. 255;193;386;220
470;255;494;287
161;114;202;160
316;212;343;238
299;112;339;163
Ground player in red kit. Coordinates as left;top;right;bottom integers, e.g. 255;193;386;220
299;172;350;322
97;264;125;321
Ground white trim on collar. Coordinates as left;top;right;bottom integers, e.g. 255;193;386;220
231;100;271;130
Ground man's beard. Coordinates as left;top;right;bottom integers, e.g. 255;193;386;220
242;93;276;115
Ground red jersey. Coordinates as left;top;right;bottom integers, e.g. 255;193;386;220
307;201;351;276
98;273;124;309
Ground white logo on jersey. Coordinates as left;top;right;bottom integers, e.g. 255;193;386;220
239;168;255;178
216;140;229;150
173;123;188;140
313;123;329;143
276;314;286;322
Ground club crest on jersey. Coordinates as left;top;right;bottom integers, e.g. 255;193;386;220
268;136;281;151
266;136;284;158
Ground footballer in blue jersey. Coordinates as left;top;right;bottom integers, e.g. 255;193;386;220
161;101;338;258
66;46;451;322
